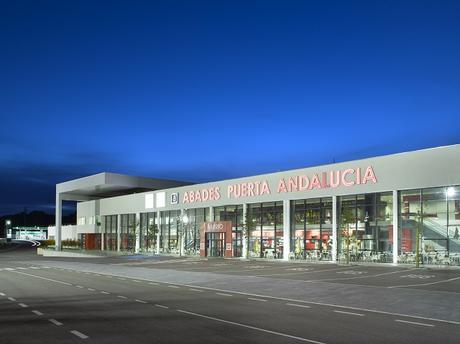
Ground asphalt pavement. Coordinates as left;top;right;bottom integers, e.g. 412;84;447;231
1;243;460;343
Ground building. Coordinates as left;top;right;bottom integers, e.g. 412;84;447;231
55;144;460;266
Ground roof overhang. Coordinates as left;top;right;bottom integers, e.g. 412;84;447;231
57;172;191;201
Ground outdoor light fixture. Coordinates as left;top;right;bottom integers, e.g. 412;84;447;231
6;220;11;225
182;214;189;224
446;187;456;198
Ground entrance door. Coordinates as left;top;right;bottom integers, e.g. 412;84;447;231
206;232;225;257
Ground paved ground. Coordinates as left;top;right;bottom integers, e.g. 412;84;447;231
1;242;460;343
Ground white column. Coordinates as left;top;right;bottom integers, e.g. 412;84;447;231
242;203;248;259
101;216;105;251
283;200;291;261
117;214;121;252
332;195;338;263
180;209;185;256
156;211;161;254
55;193;62;251
209;206;214;221
392;190;399;265
135;213;141;254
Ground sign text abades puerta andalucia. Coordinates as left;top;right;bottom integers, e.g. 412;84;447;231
183;166;377;204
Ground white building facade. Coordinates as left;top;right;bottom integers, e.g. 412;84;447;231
56;145;460;265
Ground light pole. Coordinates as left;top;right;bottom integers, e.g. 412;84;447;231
415;211;422;268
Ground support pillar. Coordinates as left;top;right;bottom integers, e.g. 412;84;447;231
332;195;338;263
135;212;140;254
209;206;214;221
101;216;105;251
392;190;399;265
156;211;161;254
283;200;291;261
242;203;248;259
117;214;121;252
55;193;62;251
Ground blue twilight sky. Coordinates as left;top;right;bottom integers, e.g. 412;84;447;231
1;0;460;215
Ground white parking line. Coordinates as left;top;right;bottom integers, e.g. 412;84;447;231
100;291;110;294
0;292;5;296
286;303;311;309
334;310;364;317
135;299;147;304
76;285;84;288
11;271;72;286
87;288;95;291
388;276;460;288
189;288;203;292
8;297;16;302
117;295;128;299
216;293;233;297
248;298;267;302
177;309;326;344
18;303;28;308
155;304;169;309
149;282;159;285
49;319;63;326
168;285;179;289
32;310;43;316
395;319;434;327
132;280;141;283
70;330;89;339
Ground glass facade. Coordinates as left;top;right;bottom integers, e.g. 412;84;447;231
184;208;208;255
247;202;283;258
103;215;117;251
291;198;333;261
160;210;181;253
95;185;460;267
214;205;244;257
338;193;393;263
140;212;156;252
120;213;136;251
399;186;460;265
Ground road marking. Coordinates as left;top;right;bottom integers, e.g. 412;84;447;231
49;319;63;326
132;280;141;283
32;310;43;316
18;303;28;308
149;282;159;285
117;295;128;299
5;268;15;271
100;291;110;294
174;283;460;326
286;303;311;309
168;285;180;289
155;304;169;309
0;292;5;296
334;310;364;317
395;319;434;327
87;288;95;291
70;330;89;339
177;309;326;344
189;288;203;292
248;297;267;302
76;285;84;288
11;271;72;286
18;267;27;270
216;293;233;297
8;297;16;302
30;267;40;270
135;299;147;304
388;276;460;288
